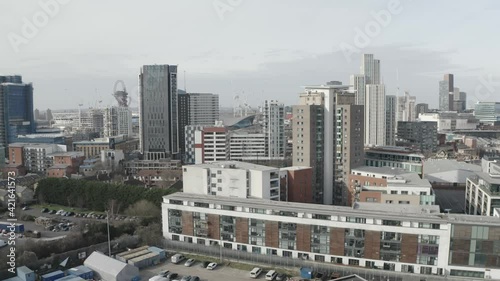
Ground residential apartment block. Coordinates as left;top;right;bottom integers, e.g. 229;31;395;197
162;193;500;279
182;161;281;200
348;166;435;206
466;157;500;216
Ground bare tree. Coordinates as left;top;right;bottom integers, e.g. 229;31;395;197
124;199;160;218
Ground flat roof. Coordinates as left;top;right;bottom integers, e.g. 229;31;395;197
129;252;159;262
475;171;500;184
51;151;84;157
304;85;350;90
351;166;408;176
165;193;500;226
185;161;278;171
351;166;431;188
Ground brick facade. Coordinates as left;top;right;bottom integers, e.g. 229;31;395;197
296;224;311;252
207;214;220;239
400;234;418;263
265;221;279;248
364;230;381;260
235;217;249;244
181;211;193;236
330;227;345;256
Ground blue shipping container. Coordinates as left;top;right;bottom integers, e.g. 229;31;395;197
0;222;25;233
41;270;65;281
300;267;313;279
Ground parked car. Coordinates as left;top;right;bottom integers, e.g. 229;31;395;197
157;270;170;277
48;210;56;214
180;276;191;281
250;267;263;279
276;273;287;281
206;262;217;270
22;206;29;211
184;258;195;267
166;272;178;280
190;277;200;281
201;261;210;268
171;254;185;264
41;208;49;213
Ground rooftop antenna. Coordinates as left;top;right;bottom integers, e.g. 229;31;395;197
184;70;187;92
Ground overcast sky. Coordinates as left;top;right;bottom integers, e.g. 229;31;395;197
1;0;499;110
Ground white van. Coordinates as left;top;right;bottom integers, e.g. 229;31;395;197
250;267;262;278
171;253;185;264
265;270;277;280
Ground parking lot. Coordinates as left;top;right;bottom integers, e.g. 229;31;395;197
142;260;278;281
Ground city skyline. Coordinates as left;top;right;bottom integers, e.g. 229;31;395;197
1;1;500;110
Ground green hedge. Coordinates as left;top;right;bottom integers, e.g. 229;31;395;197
34;178;177;212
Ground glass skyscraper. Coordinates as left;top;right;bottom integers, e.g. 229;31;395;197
0;75;35;156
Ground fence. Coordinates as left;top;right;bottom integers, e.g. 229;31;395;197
164;239;466;281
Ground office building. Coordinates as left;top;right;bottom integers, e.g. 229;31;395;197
396;91;416;123
178;92;219;156
453;91;467;113
103;106;132;137
263;100;285;160
466;157;500;216
229;132;266;161
349;74;366;105
474;102;500;124
349;166;435;206
360;54;380;84
415;103;429;119
365;146;425;176
419;112;479;132
162;192;500;279
184;125;205;164
385;95;396;146
0;75;35;157
365;84;386;146
182;161;281;200
139;64;179;160
439;74;453;111
396;121;438;153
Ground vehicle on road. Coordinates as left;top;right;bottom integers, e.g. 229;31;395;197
206;262;217;270
184;258;195;267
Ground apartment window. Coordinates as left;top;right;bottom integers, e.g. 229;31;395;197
194;202;210;208
217;187;222;191
222;205;235;211
390;191;397;194
217;170;222;174
401;191;408;195
382;220;401;226
169;199;183;205
348;259;359;266
346;217;366;224
312;214;331;220
211;173;216;177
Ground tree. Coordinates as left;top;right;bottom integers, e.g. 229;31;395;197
136;223;163;247
17;251;38;267
124;199;161;218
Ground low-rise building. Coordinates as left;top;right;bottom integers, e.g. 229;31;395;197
73;135;138;158
349;166;434;206
183;161;281;200
364;146;425;176
162;192;500;279
418;112;479;132
84;251;140;281
396;121;438;153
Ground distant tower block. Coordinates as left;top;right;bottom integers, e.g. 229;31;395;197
113;80;130;107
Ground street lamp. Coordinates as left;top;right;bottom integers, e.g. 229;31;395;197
106;210;111;257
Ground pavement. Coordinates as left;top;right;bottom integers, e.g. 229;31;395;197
141;260;271;281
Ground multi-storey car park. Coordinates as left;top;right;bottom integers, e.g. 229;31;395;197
162;193;500;280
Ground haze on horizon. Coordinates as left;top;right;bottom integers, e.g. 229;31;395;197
1;0;500;110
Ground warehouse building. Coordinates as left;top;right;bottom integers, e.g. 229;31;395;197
84;251;140;281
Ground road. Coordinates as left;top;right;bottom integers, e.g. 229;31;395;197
141;261;268;281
